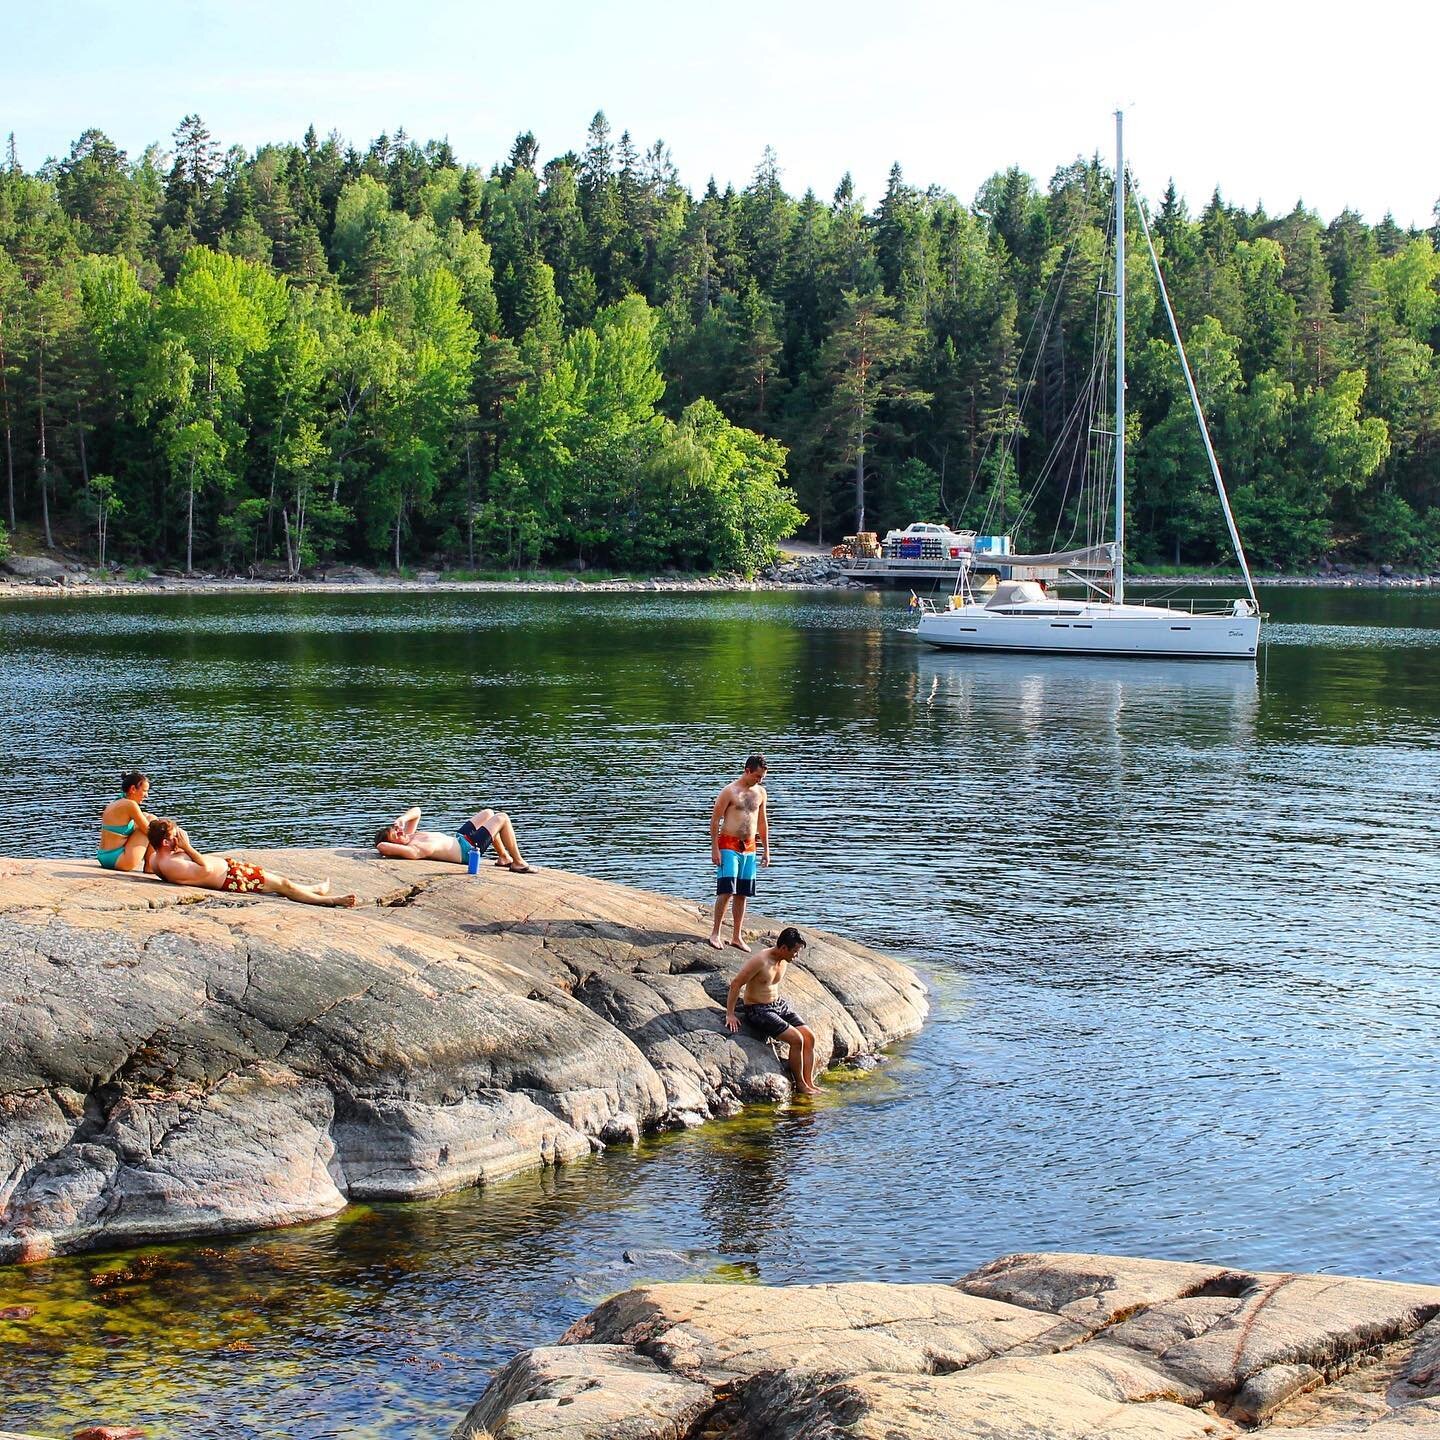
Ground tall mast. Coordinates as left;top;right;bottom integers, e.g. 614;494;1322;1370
1114;108;1126;605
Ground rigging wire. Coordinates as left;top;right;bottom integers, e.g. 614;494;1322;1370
978;237;1081;536
954;221;1083;534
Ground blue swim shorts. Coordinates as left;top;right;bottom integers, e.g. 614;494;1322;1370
716;844;758;898
456;819;493;865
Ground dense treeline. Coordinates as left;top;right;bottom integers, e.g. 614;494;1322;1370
0;114;1436;574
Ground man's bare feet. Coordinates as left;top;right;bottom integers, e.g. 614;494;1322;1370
317;878;332;895
728;939;749;952
706;935;725;950
335;894;357;908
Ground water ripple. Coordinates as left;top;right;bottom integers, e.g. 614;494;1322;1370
0;586;1437;1439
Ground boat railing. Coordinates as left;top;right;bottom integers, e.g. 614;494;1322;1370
910;594;1262;619
1135;597;1263;617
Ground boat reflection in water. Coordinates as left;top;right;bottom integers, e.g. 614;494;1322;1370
910;646;1260;749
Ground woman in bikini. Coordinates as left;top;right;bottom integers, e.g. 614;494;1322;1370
144;818;356;907
97;771;156;871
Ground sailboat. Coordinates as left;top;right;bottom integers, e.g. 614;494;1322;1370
915;112;1262;661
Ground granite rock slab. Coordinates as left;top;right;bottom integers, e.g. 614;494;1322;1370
455;1252;1440;1439
0;851;926;1261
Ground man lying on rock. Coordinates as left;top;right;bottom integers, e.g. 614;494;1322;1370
724;927;820;1094
372;805;534;873
144;817;356;907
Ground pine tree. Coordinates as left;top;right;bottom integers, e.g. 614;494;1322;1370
503;132;538;181
810;288;930;533
579;112;612;207
162;114;220;248
516;257;564;371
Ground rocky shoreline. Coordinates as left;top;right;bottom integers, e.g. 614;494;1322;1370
0;552;867;598
456;1250;1440;1438
0;851;926;1264
3;550;1438;599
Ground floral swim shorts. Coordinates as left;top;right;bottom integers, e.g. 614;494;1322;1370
221;858;266;894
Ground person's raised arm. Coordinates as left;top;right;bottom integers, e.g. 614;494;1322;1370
395;806;422;842
174;827;205;864
710;789;728;868
725;953;762;1033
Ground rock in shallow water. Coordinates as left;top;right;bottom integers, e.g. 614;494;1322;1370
0;851;926;1261
455;1252;1440;1439
453;1345;713;1440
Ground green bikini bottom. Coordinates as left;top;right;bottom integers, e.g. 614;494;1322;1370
97;845;127;869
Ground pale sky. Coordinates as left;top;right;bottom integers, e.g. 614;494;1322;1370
4;0;1436;228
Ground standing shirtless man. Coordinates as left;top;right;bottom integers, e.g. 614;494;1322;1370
724;927;819;1094
708;754;769;951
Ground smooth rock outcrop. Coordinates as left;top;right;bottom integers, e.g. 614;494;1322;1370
0;852;926;1262
0;555;67;580
455;1252;1440;1439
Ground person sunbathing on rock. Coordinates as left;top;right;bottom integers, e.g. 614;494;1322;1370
724;928;820;1094
144;818;356;907
372;805;534;873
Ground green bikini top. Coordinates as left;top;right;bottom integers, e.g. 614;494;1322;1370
101;811;137;839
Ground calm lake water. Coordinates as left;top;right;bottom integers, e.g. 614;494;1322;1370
1;586;1438;1438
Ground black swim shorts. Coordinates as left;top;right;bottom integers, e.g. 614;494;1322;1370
737;998;805;1040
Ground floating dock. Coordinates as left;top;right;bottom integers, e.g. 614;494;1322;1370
842;542;1116;588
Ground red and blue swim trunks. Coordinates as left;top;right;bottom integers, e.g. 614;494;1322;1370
716;834;758;898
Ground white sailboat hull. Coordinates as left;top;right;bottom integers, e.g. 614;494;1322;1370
915;602;1260;660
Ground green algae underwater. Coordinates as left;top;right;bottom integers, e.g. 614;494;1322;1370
0;1066;902;1438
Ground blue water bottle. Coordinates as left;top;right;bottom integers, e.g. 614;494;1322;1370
466;844;481;876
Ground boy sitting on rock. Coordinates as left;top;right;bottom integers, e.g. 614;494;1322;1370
724;927;820;1094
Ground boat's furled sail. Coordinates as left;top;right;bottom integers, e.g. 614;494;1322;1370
985;543;1116;571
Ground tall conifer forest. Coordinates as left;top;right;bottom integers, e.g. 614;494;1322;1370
0;113;1437;574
